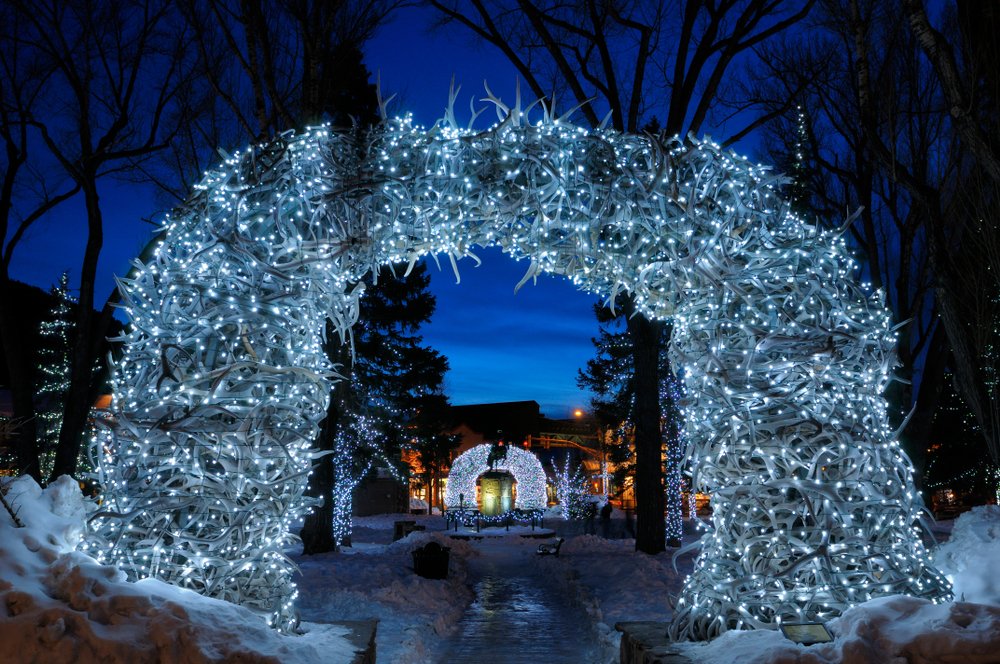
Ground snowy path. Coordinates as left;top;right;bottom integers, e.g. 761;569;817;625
441;539;603;663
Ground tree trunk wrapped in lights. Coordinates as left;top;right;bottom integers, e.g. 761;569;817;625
87;100;950;635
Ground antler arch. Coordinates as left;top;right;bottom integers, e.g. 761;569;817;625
444;443;547;511
86;113;951;636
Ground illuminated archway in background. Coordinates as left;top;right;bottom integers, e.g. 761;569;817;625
444;443;547;511
84;103;952;637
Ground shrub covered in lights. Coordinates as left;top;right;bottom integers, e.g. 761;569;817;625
85;96;951;637
550;453;590;519
444;443;547;511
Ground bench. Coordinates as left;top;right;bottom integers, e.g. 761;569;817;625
536;537;564;557
393;520;426;542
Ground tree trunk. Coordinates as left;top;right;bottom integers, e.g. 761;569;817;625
902;0;1000;183
50;179;105;481
301;393;337;554
900;323;949;487
929;259;1000;466
628;310;665;555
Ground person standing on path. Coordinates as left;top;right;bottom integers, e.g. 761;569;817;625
600;500;612;538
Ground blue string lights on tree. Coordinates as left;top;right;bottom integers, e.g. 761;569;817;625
86;90;951;636
661;365;686;547
551;453;590;519
329;412;402;547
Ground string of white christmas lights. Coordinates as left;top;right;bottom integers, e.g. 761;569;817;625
86;97;951;636
84;131;367;631
550;453;590;519
444;443;547;511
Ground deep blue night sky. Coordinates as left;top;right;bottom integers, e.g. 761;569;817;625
364;6;603;418
11;4;603;419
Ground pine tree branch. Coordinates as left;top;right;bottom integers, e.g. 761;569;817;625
0;481;24;528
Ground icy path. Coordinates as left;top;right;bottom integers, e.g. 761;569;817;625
442;538;604;663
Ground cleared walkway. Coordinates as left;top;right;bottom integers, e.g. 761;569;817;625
441;538;603;663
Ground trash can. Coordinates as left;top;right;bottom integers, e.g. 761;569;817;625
412;541;450;579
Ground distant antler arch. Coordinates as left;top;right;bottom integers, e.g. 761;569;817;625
85;105;951;636
445;443;547;511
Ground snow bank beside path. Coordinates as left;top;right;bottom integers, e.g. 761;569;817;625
6;490;998;664
556;535;685;625
934;505;1000;605
677;506;1000;663
543;514;1000;664
535;534;692;662
293;530;476;663
0;475;354;664
682;596;1000;664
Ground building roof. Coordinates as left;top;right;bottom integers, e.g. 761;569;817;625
539;415;598;439
448;400;541;444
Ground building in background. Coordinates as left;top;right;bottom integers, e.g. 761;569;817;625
402;400;614;512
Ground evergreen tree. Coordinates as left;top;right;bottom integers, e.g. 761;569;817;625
578;302;687;547
926;370;998;505
786;104;820;217
302;262;450;553
329;412;390;547
579;305;636;492
37;273;74;479
287;34;441;555
407;392;460;511
35;273;111;481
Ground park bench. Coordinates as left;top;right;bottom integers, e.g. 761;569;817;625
536;537;564;557
393;520;426;542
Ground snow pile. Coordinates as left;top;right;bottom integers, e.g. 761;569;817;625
451;524;554;537
534;534;688;661
354;512;431;530
6;489;999;664
834;597;1000;663
557;534;688;626
350;512;448;545
0;476;354;664
933;505;1000;605
543;505;563;519
542;518;1000;664
293;529;476;663
674;508;1000;663
683;596;1000;664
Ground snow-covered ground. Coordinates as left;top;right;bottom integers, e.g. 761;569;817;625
0;475;355;663
933;505;1000;606
292;524;477;663
2;476;1000;663
539;511;1000;663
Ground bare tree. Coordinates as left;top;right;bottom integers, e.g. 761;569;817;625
149;0;402;203
429;0;815;554
1;0;200;482
903;0;1000;181
842;0;1000;469
0;5;80;480
750;0;955;478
